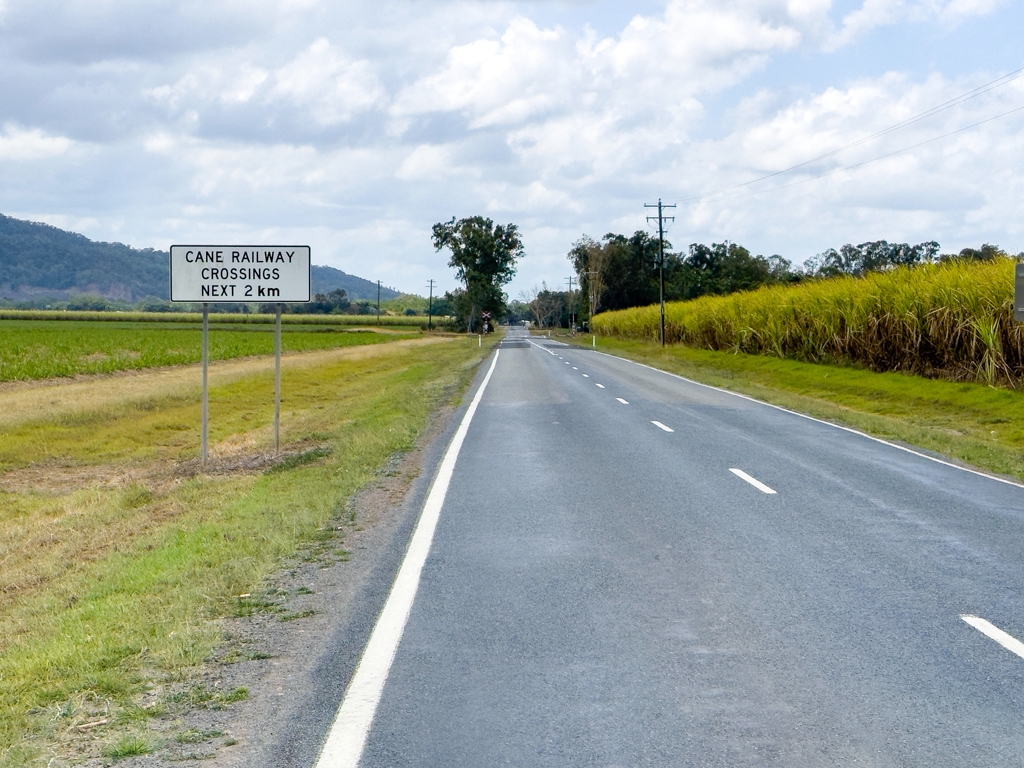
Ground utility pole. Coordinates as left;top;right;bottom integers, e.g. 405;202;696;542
645;198;676;346
585;270;598;327
376;280;381;326
426;279;435;331
565;276;576;333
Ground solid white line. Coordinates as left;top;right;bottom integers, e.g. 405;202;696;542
313;351;501;768
729;468;777;494
589;349;1024;491
652;421;674;432
616;397;629;405
595;383;605;388
961;615;1024;660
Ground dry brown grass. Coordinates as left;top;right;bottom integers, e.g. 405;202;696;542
0;336;447;431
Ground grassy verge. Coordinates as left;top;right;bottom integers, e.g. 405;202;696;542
552;331;1024;482
0;336;491;765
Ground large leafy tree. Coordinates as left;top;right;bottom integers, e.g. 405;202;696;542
432;216;523;331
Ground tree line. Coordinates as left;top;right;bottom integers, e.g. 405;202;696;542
520;232;1022;329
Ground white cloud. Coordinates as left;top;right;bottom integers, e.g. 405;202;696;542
827;0;1003;48
145;37;383;128
392;17;573;130
0;124;73;160
269;38;385;125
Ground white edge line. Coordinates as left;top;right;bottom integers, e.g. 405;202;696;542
589;349;1024;491
729;467;777;494
961;615;1024;660
651;420;674;432
313;350;501;768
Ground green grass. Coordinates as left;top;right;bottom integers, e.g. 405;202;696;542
0;319;418;381
558;332;1024;482
0;336;490;765
102;734;154;761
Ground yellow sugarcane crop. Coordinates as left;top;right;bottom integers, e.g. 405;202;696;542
593;259;1024;386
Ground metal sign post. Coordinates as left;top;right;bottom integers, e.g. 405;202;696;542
169;245;310;465
202;303;209;466
275;303;282;456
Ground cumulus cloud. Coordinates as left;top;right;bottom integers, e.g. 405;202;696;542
269;38;385;125
145;38;384;131
0;123;73;160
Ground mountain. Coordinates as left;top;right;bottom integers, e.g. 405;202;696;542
310;265;400;302
0;213;402;302
0;214;166;301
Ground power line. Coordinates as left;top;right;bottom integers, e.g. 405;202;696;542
704;103;1024;205
680;64;1024;205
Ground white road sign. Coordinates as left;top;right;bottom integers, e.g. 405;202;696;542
170;245;310;302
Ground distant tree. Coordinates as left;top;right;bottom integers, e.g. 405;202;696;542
671;242;776;299
938;243;1016;263
568;235;616;321
521;283;565;328
577;230;663;311
505;299;531;325
432;216;523;332
805;240;940;277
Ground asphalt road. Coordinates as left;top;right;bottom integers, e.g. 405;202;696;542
317;326;1024;767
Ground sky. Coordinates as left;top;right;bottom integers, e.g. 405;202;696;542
1;0;1022;298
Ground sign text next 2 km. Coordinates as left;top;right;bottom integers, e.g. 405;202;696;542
169;245;311;303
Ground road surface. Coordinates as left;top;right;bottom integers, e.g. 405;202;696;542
316;326;1024;767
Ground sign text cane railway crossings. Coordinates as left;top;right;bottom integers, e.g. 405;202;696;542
169;245;311;466
170;245;311;302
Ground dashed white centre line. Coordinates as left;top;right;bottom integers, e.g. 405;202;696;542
616;398;629;405
582;374;589;378
961;615;1024;660
651;421;674;432
572;367;578;370
595;383;605;388
729;468;776;494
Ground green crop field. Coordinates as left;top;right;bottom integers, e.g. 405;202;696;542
593;258;1024;387
0;320;419;381
0;309;445;329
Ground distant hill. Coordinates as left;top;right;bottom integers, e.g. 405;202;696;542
0;214;166;301
0;213;402;302
310;265;400;302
